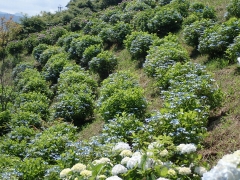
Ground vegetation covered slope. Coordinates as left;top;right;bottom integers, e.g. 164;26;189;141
0;0;240;179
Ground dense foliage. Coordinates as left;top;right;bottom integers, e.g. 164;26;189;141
1;0;238;179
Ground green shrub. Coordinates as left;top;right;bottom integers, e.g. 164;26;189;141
46;26;68;45
100;9;121;24
158;0;172;6
83;20;107;35
0;110;11;135
147;7;183;35
7;126;37;142
198;18;240;56
226;0;240;19
10;111;42;128
38;46;63;66
32;43;49;62
68;35;103;63
0;86;14;112
144;41;189;77
98;71;139;103
81;44;102;68
132;10;154;32
166;0;190;17
102;113;144;143
53;92;94;123
20;16;46;34
42;53;69;83
0;154;20;174
56;32;81;52
16;158;48;180
6;40;24;56
225;34;240;63
27;122;77;162
14;92;50;120
183;19;215;47
12;62;34;79
89;51;118;79
99;22;132;46
98;87;147;121
124;31;157;59
15;68;52;97
57;66;97;94
0;137;28;157
124;1;151;12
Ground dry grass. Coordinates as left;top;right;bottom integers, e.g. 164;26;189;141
199;65;240;166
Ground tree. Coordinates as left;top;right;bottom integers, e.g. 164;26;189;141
0;17;22;111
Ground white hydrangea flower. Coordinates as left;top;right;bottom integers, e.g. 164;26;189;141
147;151;154;157
148;142;162;150
202;150;240;180
80;170;92;178
93;157;111;165
156;178;170;180
120;149;132;157
219;153;240;167
145;158;155;169
177;167;191;175
106;175;123;180
97;175;107;179
99;157;111;164
167;169;176;176
111;164;128;175
202;163;240;180
160;149;168;157
156;160;163;166
132;151;141;157
237;57;240;65
194;166;207;176
112;142;131;151
60;168;71;178
126;154;142;169
71;163;86;172
121;157;130;165
176;144;197;154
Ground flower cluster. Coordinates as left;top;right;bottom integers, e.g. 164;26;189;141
112;142;131;151
202;150;240;180
176;144;197;154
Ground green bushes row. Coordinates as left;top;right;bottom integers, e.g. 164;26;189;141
97;71;147;121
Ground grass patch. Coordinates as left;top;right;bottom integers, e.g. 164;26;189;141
200;64;240;166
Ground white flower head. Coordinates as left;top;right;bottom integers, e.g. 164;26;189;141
112;142;131;151
219;153;240;167
147;151;154;157
93;157;111;165
132;151;141;157
167;169;176;176
121;157;130;165
176;144;197;154
177;167;191;175
156;178;170;180
120;149;132;157
237;57;240;65
106;175;123;180
71;163;86;172
97;175;107;179
160;149;168;157
194;166;207;176
111;164;128;175
60;168;71;178
80;170;92;178
126;154;141;169
99;157;111;164
148;142;162;150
